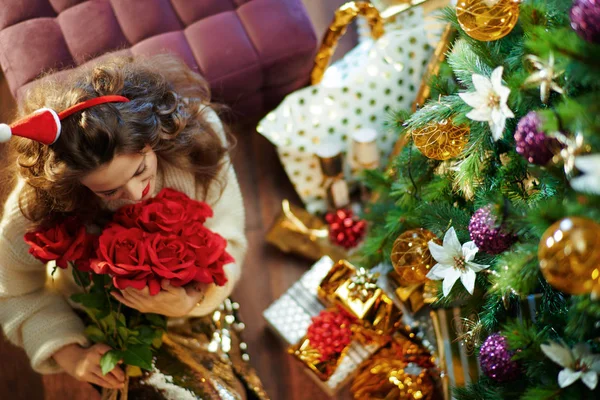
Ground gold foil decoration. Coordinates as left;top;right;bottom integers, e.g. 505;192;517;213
538;217;600;296
456;0;521;42
351;335;436;400
265;200;347;261
318;260;403;336
289;336;350;381
412;119;470;160
391;228;440;284
311;1;384;85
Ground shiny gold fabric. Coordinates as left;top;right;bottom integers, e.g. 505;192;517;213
126;299;270;400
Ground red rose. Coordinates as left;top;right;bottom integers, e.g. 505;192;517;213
24;217;92;268
113;203;143;229
183;221;233;286
91;226;159;294
74;234;98;272
155;188;213;223
146;233;197;287
137;199;187;234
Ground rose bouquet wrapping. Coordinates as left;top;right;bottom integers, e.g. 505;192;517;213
24;188;233;382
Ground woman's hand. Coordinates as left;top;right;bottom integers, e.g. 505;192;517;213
111;281;207;317
53;343;125;389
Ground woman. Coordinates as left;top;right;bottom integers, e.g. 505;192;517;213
0;55;268;399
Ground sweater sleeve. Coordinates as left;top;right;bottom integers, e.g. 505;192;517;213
0;181;89;374
187;108;247;317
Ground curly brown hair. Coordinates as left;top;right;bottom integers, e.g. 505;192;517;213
6;55;232;224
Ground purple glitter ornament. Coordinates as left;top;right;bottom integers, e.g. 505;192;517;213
514;112;558;165
570;0;600;44
469;205;516;255
479;333;520;383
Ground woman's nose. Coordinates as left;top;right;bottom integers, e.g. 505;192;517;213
122;179;144;201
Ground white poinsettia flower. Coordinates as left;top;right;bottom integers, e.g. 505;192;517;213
541;341;600;390
459;66;515;141
570;154;600;195
425;227;490;297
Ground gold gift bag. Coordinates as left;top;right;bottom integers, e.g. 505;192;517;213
265;200;348;261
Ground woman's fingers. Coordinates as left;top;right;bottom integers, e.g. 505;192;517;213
111;291;139;310
87;371;122;389
109;365;126;382
94;365;123;387
93;343;113;356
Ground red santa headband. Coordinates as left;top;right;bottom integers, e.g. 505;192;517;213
0;95;130;145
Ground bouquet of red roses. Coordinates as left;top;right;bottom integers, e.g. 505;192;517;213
24;188;233;378
92;188;233;295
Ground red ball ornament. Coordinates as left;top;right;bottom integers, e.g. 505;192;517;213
307;309;355;362
325;209;367;249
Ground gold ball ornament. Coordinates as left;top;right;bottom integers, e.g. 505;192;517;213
456;0;521;42
412;119;470;160
391;229;440;284
538;217;600;296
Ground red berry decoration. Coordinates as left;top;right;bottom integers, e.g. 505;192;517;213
325;209;367;249
307;309;355;362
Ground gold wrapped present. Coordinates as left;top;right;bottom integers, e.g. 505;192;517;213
351;333;438;400
265;200;347;261
318;260;403;337
388;271;439;314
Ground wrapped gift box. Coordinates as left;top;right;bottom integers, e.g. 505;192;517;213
263;257;381;396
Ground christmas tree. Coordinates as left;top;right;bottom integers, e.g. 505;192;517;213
359;0;600;398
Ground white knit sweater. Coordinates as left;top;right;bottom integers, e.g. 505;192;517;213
0;109;246;374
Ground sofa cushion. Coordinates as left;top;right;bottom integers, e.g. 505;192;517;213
0;0;317;117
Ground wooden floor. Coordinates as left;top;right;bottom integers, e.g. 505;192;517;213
0;1;357;399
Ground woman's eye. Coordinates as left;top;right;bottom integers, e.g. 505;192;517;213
104;190;118;197
135;165;147;177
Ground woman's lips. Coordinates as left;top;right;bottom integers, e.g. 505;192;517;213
142;182;151;197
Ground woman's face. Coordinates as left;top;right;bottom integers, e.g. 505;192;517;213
80;146;158;203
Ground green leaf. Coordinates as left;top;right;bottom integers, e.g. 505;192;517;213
70;292;107;309
137;326;157;345
100;349;122;376
117;327;130;342
99;313;117;333
72;268;91;287
84;325;106;343
122;345;153;371
145;314;167;329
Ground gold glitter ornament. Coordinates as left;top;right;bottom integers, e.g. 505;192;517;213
456;0;521;42
538;217;600;296
391;229;440;284
412;119;470;160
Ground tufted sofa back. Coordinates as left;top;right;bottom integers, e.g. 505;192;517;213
0;0;317;117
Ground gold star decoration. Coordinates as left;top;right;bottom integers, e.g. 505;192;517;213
524;53;565;104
